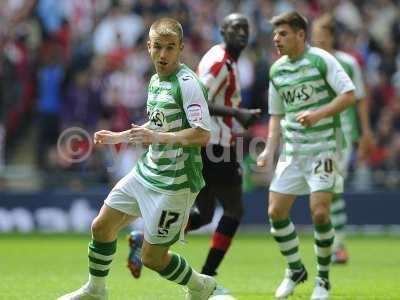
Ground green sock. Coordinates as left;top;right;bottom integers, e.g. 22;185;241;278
330;194;347;249
88;239;117;278
158;253;202;290
270;218;303;270
314;222;334;280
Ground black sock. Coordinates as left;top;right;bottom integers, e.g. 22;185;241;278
201;216;240;276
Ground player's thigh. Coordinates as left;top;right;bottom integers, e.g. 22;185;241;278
214;184;243;217
194;185;217;220
268;191;297;220
202;145;243;215
201;145;242;187
305;152;343;194
138;188;197;246
309;191;333;223
104;171;142;218
269;155;309;195
92;204;136;240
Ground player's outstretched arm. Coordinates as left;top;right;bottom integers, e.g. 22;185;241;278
129;126;210;147
257;115;282;167
235;108;262;128
357;99;375;160
94;123;150;145
208;103;261;128
94;130;130;145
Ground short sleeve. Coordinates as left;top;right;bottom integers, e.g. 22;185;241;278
179;74;211;131
324;53;355;95
268;81;285;115
197;45;228;101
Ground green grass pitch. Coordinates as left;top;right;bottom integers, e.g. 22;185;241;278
1;233;399;300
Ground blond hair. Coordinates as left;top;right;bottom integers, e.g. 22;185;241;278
149;18;183;43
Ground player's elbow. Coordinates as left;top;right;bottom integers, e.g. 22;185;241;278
199;129;211;146
194;128;210;146
344;90;356;106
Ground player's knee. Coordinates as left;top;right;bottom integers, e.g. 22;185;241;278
200;211;214;225
268;205;284;220
311;208;330;224
91;218;113;241
224;205;244;220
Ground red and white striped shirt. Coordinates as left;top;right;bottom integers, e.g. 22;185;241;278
197;44;241;147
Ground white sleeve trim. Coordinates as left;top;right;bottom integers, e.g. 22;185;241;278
268;81;285;115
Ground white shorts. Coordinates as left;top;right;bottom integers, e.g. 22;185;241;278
104;171;197;245
269;152;343;195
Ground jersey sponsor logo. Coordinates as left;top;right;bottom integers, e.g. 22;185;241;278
149;109;166;128
187;103;203;122
280;84;314;105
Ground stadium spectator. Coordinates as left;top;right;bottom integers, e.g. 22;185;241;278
0;0;399;190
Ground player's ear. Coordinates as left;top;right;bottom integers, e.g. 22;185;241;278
147;40;151;53
299;29;306;41
180;42;184;51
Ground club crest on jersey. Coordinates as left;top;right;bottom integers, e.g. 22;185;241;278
187;103;203;122
280;84;314;105
149;109;166;128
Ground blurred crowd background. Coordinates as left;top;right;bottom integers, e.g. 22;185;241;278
1;0;400;191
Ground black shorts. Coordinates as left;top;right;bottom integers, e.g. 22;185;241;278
201;144;242;187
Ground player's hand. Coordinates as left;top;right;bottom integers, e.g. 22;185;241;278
94;130;121;145
129;125;157;146
235;108;262;128
296;110;322;128
256;149;272;167
358;131;375;161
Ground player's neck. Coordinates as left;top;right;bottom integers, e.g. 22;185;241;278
288;43;306;62
158;62;182;80
224;44;241;61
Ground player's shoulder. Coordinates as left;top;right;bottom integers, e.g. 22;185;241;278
306;47;345;75
149;73;159;84
176;65;202;89
334;50;359;68
270;55;288;76
201;44;226;63
198;44;227;72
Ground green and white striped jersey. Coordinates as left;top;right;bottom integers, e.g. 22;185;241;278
335;50;366;143
268;46;355;156
133;64;211;194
